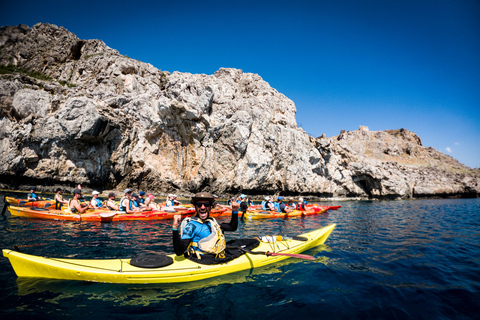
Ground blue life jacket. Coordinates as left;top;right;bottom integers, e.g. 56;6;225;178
119;197;133;212
92;198;103;208
28;192;38;201
261;200;270;210
274;202;280;212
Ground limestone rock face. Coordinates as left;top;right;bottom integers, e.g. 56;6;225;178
0;23;478;199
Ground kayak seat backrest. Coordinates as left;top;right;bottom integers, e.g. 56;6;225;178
130;255;174;268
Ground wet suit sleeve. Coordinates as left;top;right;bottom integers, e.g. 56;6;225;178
173;231;192;256
219;212;238;232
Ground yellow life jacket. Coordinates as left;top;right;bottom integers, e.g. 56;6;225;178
180;216;226;258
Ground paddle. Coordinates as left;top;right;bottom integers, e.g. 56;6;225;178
228;246;316;261
1;194;8;216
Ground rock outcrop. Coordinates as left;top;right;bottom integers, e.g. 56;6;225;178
0;23;478;199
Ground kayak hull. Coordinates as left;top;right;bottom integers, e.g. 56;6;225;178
243;208;329;220
7;206;227;221
6;197;55;208
2;224;335;284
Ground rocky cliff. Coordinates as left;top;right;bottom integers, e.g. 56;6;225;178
0;23;478;199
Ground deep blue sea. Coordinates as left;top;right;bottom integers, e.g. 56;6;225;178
0;192;479;320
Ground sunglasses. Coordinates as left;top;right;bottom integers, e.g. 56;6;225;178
195;202;211;208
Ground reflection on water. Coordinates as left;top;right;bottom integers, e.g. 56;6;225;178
1;194;479;319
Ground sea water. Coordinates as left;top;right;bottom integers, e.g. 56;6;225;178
0;194;479;319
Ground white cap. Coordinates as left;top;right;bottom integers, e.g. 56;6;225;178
92;191;100;195
299;197;303;202
265;196;270;201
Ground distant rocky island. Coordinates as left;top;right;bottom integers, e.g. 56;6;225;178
0;23;478;199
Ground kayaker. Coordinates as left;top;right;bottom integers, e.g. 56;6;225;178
144;194;159;210
105;192;119;211
90;191;104;208
138;191;146;204
173;195;182;206
274;196;290;213
287;197;296;209
69;189;89;214
119;189;140;214
296;197;306;211
132;193;147;208
237;194;246;204
212;194;219;208
172;192;240;259
226;196;235;206
27;187;39;202
261;197;274;211
165;194;175;207
239;195;248;221
54;188;68;210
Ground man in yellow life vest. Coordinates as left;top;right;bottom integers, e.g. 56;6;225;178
172;192;240;259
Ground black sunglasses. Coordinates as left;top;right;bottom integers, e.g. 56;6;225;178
195;202;211;208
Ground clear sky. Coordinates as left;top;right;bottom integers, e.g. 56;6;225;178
2;0;479;168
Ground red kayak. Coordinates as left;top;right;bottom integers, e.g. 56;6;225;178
7;206;228;222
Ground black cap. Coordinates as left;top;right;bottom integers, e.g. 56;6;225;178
56;188;62;192
191;192;214;205
73;189;82;194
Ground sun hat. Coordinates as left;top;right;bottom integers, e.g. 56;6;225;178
124;188;132;194
148;194;155;199
139;191;145;196
92;191;100;195
191;192;214;205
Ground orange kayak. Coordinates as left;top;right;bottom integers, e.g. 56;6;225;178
7;206;228;222
5;197;55;208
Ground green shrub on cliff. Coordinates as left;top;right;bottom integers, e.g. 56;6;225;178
0;65;52;81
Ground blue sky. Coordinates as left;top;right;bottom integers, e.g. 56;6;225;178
2;0;479;168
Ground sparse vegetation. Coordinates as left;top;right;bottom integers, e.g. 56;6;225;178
84;53;104;60
58;80;76;88
0;65;52;81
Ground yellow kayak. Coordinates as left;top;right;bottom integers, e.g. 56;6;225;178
243;208;329;220
3;224;335;284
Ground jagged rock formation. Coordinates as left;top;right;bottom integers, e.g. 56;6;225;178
0;23;478;199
